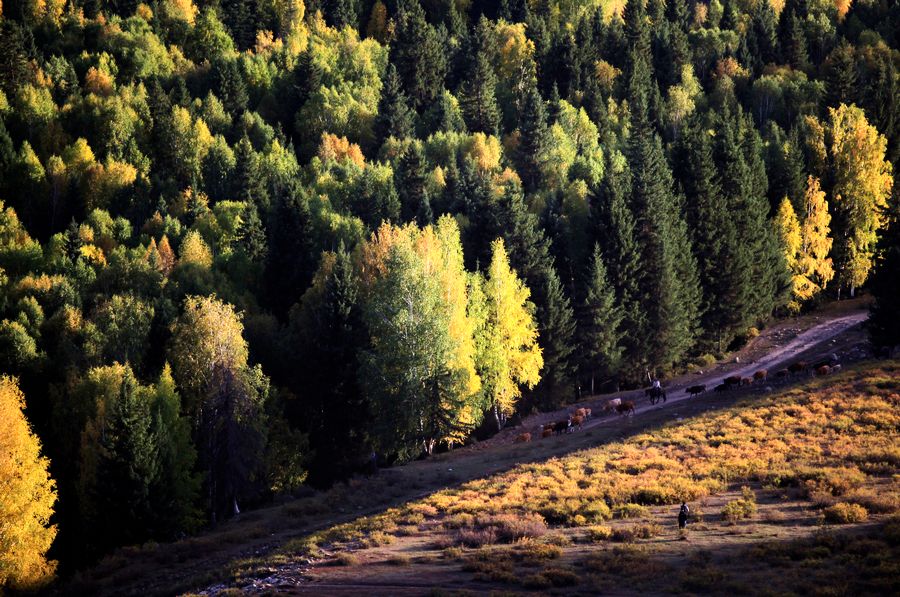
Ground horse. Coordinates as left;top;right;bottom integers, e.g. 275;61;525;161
645;386;667;405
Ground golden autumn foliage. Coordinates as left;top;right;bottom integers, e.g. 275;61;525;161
827;104;893;294
178;230;213;268
473;239;542;425
0;376;57;590
318;133;366;168
797;176;834;294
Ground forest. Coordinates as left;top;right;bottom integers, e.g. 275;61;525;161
0;0;898;589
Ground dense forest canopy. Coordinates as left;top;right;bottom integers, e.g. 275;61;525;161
0;0;898;585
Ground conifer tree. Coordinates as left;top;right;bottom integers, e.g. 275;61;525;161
515;81;549;194
588;154;643;376
577;245;624;394
869;185;900;348
389;2;448;110
290;245;368;485
825;41;858;108
625;3;701;371
374;64;415;146
396;144;431;225
265;190;317;317
459;49;502;136
678;120;743;351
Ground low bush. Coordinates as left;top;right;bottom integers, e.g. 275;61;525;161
824;503;869;524
722;487;757;522
615;503;650;519
586;525;613;542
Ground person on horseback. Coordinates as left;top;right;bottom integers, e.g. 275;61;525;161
652;378;661;390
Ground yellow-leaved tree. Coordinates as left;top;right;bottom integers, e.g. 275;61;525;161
797;176;834;296
472;239;542;431
827;104;893;297
0;376;57;590
775;177;835;311
774;196;804;312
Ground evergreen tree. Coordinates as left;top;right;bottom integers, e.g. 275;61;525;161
515;81;549;194
389;3;448;110
626;4;701;372
784;9;810;71
374;64;416;146
149;365;200;538
588;154;643;376
290;245;367;485
677;120;743;351
265;190;317;317
459;49;502;136
713;110;757;335
395;144;431;225
577;245;624;394
825;41;858;109
869;184;900;348
211;59;249;117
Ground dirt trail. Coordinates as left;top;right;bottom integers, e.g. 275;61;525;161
607;310;868;417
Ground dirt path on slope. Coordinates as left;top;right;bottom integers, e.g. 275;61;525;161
473;304;870;449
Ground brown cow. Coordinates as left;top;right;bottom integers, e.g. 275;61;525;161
515;432;531;443
541;428;553;438
686;384;705;397
724;375;742;387
753;370;768;381
815;365;830;376
574;407;587;419
570;415;584;430
741;377;753;386
616;401;635;416
788;361;807;375
604;398;622;412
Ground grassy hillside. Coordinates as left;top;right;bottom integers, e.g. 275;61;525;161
221;360;900;594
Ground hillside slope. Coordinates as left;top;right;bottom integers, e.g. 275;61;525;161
204;360;899;596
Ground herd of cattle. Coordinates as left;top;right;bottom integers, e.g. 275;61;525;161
514;356;841;443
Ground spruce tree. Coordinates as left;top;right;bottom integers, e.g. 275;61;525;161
825;41;858;108
395;144;431;225
515;81;549;194
588;154;643;376
869;185;900;349
374;64;416;146
625;0;701;372
290;244;368;485
577;245;624;394
389;2;448;110
265;190;317;317
714;109;757;336
677;120;743;352
459;49;502;136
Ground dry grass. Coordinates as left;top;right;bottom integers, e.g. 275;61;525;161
261;363;898;574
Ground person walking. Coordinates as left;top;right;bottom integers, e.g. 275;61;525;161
678;502;690;529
